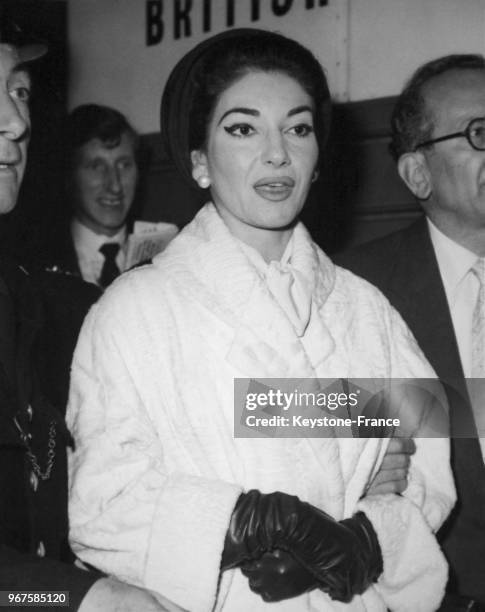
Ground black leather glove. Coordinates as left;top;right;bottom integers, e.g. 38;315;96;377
241;549;318;602
221;489;299;570
221;490;382;602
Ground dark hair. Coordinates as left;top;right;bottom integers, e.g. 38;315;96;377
189;31;330;153
390;54;485;161
66;104;139;157
65;104;142;223
161;29;331;185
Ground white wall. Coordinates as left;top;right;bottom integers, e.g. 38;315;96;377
68;0;348;134
68;0;485;134
348;0;485;100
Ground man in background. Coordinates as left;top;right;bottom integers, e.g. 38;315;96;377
336;54;485;611
50;104;139;288
0;16;180;612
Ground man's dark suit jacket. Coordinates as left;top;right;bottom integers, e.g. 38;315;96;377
0;256;100;610
335;217;485;603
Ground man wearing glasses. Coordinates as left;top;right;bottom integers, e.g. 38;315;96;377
336;54;485;611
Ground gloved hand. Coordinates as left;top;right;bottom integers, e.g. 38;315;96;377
241;549;317;602
221;490;382;602
221;489;300;570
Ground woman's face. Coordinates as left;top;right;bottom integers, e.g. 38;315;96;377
191;70;318;244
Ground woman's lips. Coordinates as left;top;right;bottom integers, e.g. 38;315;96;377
253;176;295;201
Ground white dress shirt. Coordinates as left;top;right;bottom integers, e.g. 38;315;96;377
428;218;478;378
71;219;127;286
428;219;485;455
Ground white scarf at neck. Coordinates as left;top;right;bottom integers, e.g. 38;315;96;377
238;234;312;337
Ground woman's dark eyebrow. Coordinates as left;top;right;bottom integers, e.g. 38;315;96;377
218;107;259;124
218;104;313;125
288;105;313;117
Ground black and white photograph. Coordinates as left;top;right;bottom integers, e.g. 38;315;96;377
1;1;484;610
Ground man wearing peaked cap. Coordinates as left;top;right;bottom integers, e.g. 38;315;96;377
0;14;182;612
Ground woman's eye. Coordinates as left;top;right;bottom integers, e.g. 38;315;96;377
11;87;31;103
224;124;255;137
287;123;314;137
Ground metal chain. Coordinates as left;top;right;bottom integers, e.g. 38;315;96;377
14;417;57;481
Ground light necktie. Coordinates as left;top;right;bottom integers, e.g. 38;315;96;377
471;258;485;378
98;243;121;288
469;258;485;454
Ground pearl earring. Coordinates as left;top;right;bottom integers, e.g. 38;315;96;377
198;175;211;189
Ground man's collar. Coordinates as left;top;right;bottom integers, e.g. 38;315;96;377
427;217;477;302
71;218;127;255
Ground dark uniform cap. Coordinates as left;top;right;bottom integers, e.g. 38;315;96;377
0;13;47;63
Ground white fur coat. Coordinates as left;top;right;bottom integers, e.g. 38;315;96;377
68;203;455;612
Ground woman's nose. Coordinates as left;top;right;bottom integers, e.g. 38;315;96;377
262;132;290;167
0;91;29;141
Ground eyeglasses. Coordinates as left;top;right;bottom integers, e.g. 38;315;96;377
414;117;485;152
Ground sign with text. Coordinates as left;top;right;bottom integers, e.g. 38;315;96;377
69;0;348;134
146;0;329;45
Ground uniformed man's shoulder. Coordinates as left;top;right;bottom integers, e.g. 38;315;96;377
27;264;101;307
0;253;33;297
39;267;100;296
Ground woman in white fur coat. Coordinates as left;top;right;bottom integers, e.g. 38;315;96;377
67;29;455;612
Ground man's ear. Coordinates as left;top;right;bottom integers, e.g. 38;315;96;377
397;152;432;200
191;150;211;188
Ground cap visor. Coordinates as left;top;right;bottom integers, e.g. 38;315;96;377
17;43;47;63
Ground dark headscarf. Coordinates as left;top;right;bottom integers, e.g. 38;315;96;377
160;28;331;186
